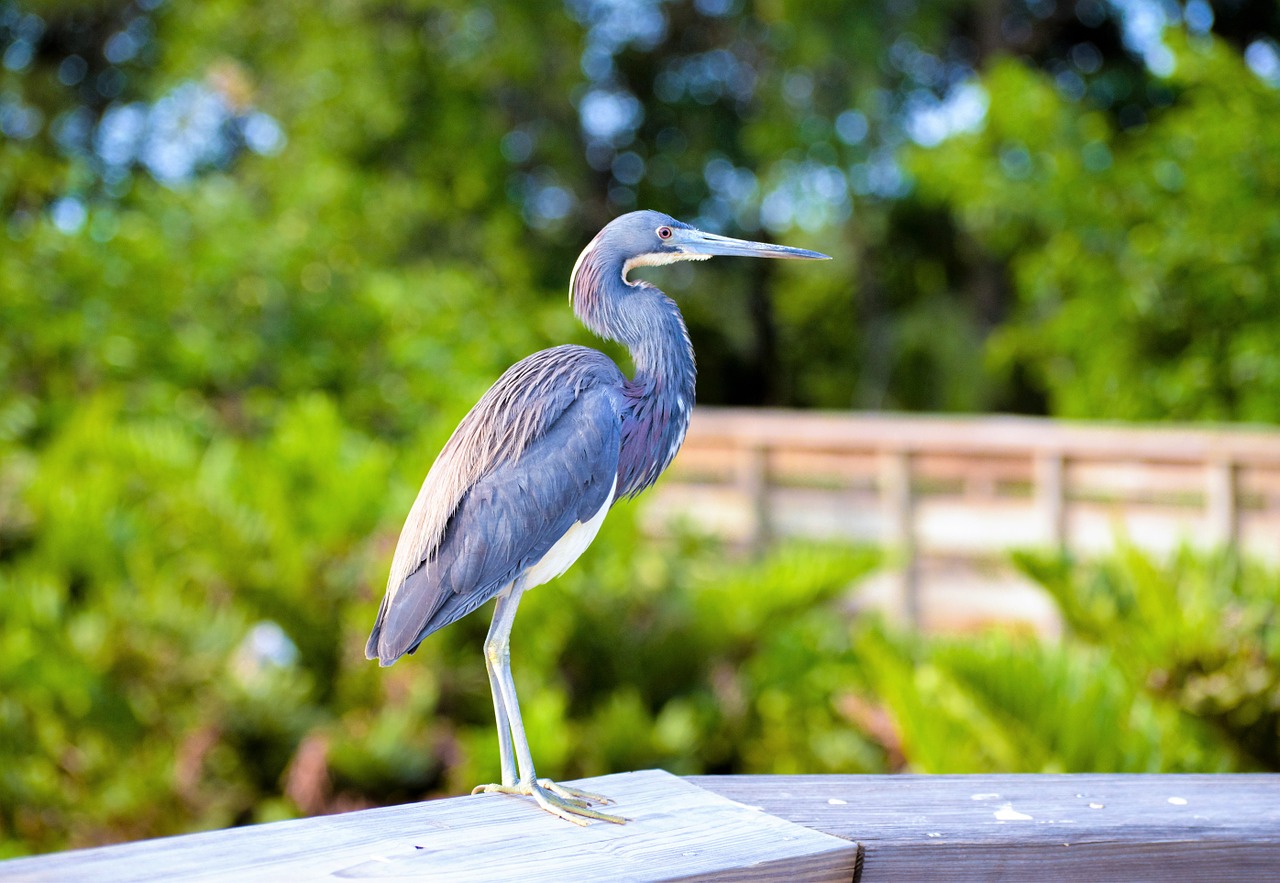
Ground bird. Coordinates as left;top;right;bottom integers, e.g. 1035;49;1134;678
366;210;829;824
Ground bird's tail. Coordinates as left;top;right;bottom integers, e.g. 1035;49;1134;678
364;593;393;665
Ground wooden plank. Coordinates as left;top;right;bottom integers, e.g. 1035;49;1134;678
691;773;1280;882
0;771;859;883
1067;460;1207;502
8;772;1276;882
768;450;881;487
1240;463;1280;497
685;408;1280;466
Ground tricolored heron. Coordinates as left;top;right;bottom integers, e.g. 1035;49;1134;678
366;210;828;824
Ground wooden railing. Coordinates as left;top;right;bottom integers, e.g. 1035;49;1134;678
4;770;1276;881
645;408;1280;626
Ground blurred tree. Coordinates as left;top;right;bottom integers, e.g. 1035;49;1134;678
10;1;1279;418
1;0;586;446
910;34;1280;420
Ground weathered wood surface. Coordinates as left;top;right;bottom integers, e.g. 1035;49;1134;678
692;773;1280;882
0;770;859;883
5;772;1277;881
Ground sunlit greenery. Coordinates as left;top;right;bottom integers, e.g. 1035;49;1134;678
910;34;1280;421
3;0;1280;858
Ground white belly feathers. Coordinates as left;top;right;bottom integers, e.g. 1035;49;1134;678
521;476;616;590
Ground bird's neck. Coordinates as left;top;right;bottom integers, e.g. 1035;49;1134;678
571;244;697;498
570;244;696;387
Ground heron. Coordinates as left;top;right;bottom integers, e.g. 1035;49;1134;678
366;210;829;824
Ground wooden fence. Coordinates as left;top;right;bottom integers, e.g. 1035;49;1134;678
4;770;1276;881
645;408;1280;627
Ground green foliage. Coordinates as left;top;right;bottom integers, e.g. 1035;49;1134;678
0;395;395;851
1016;547;1280;770
844;547;1277;778
859;623;1232;774
910;35;1280;421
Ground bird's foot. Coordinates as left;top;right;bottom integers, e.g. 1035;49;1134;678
471;778;627;826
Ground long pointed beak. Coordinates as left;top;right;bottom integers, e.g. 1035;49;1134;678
675;228;831;261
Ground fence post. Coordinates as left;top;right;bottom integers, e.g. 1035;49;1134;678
1206;459;1239;550
1035;452;1068;552
738;444;770;554
880;449;919;628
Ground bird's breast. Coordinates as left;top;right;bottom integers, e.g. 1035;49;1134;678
617;378;693;499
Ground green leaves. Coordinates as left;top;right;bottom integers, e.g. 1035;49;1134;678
1017;546;1280;770
911;35;1280;422
860;622;1232;774
0;395;393;850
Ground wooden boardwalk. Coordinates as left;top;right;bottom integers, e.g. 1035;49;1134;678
0;771;857;883
696;773;1280;882
3;771;1276;881
646;408;1280;628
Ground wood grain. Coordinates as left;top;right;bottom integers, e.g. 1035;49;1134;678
6;772;1276;881
691;773;1280;882
0;770;859;883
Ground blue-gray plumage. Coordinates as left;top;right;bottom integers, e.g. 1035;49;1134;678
366;210;828;824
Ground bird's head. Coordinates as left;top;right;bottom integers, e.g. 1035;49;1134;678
589;210;830;279
570;209;830;347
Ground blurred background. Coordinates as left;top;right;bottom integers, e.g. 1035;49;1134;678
3;0;1279;857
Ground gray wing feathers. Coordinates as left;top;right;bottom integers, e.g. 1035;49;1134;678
367;349;623;663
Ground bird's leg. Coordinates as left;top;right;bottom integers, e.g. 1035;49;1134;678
482;588;518;787
472;588;626;825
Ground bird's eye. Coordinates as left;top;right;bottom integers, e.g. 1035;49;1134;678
656;226;673;240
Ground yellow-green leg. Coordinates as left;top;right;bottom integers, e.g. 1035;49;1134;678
473;585;627;825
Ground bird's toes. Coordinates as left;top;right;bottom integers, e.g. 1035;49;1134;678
472;779;627;824
538;778;615;806
531;781;627;825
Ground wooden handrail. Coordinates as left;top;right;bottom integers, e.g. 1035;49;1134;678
694;772;1280;881
682;408;1280;464
4;771;1276;881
